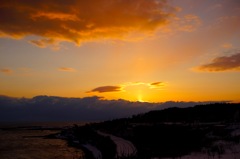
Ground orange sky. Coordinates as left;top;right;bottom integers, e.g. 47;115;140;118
0;0;240;102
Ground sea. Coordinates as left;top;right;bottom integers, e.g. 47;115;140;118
0;122;86;159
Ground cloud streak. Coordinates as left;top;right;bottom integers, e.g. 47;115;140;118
174;14;202;32
149;82;165;88
29;38;56;48
88;86;123;93
0;0;174;46
58;67;76;72
0;68;13;75
196;53;240;72
222;43;233;49
89;81;166;93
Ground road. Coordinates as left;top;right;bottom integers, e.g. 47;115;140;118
97;131;137;158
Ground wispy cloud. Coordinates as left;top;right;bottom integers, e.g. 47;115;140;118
58;67;76;72
29;38;59;49
195;53;240;72
161;14;202;34
124;81;166;88
221;43;233;48
88;86;123;93
0;68;13;75
0;0;175;46
176;14;202;32
208;4;222;11
149;82;165;88
88;81;166;93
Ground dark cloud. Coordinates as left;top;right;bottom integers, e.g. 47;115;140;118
0;68;13;74
197;53;240;72
88;86;122;93
0;95;219;122
0;0;175;46
149;81;166;89
150;82;164;86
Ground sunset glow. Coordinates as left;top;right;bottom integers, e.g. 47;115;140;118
0;0;240;102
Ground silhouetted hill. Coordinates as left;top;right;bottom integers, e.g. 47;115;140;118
131;103;240;123
67;103;240;159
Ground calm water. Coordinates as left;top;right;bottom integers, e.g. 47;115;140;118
0;122;85;159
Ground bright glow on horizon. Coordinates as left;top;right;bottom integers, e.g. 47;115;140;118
137;93;145;103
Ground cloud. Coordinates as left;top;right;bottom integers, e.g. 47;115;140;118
0;95;219;121
149;82;165;88
58;67;76;72
88;86;123;93
222;43;233;48
29;38;56;47
124;81;166;89
0;68;13;74
160;14;202;33
208;4;222;11
89;81;166;93
0;0;175;46
196;53;240;72
29;38;60;50
176;14;202;32
159;15;240;67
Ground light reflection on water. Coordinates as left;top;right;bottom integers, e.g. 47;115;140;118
0;122;85;159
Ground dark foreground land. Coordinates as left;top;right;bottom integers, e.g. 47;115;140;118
53;103;240;159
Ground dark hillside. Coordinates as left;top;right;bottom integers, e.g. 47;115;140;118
58;103;240;159
131;103;240;123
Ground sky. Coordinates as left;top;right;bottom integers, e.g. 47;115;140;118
0;0;240;103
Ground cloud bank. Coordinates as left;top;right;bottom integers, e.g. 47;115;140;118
196;53;240;72
0;95;219;122
0;0;174;46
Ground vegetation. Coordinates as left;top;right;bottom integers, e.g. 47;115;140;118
57;103;240;159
